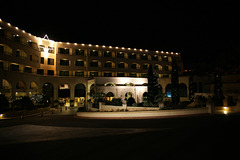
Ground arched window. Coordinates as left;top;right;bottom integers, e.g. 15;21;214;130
124;83;135;86
16;81;26;90
30;82;38;89
1;79;11;89
104;82;116;86
75;83;86;97
90;60;101;67
179;83;187;97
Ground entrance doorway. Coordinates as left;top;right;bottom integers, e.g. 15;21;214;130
74;83;86;107
58;84;70;107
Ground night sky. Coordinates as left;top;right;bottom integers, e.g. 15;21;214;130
1;1;240;70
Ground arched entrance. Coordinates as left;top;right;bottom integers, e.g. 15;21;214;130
166;84;172;98
30;82;38;96
106;92;114;101
74;83;86;107
42;83;54;104
179;83;187;97
58;83;70;107
1;79;12;97
16;81;26;96
125;92;133;100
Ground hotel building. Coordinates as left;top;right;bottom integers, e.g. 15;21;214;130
0;19;187;106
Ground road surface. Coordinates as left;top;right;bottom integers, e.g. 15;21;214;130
0;113;239;159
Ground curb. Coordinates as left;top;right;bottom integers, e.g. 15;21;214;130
75;113;210;119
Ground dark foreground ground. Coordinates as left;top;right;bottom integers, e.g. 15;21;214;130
0;113;240;160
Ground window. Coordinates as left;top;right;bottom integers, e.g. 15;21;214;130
117;73;125;77
47;70;54;75
152;55;158;61
0;61;3;69
75;49;84;55
143;64;148;70
13;35;20;42
104;51;112;57
90;50;98;56
162;56;168;62
75;60;84;66
141;73;148;78
48;46;54;53
163;74;169;78
129;73;137;77
155;64;162;70
0;45;3;54
58;48;69;54
10;64;19;71
37;69;44;75
104;72;112;77
59;70;69;76
39;45;45;52
129;53;136;59
0;29;4;37
48;58;54;65
16;50;20;57
141;54;148;60
104;62;112;68
30;55;32;61
24;67;32;73
90;61;99;67
164;65;169;71
117;52;124;58
118;63;125;68
75;71;84;77
60;59;69;66
41;57;44;64
90;72;98;77
131;63;140;69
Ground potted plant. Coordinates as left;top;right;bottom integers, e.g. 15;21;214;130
154;93;165;109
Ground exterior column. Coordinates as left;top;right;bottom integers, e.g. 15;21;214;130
70;87;75;101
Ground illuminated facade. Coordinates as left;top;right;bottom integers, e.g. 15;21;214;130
0;19;186;106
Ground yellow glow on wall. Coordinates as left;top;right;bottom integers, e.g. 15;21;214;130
43;48;49;58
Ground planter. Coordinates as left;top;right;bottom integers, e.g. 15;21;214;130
158;102;164;109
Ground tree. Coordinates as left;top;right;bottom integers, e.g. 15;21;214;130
214;69;224;106
171;58;180;104
147;64;159;104
189;76;194;102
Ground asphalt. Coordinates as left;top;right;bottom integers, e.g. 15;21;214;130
0;112;240;160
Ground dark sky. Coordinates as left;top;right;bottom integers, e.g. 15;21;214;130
1;1;240;69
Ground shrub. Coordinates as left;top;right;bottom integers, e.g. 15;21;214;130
20;96;34;110
0;94;9;112
111;98;122;106
77;107;87;112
